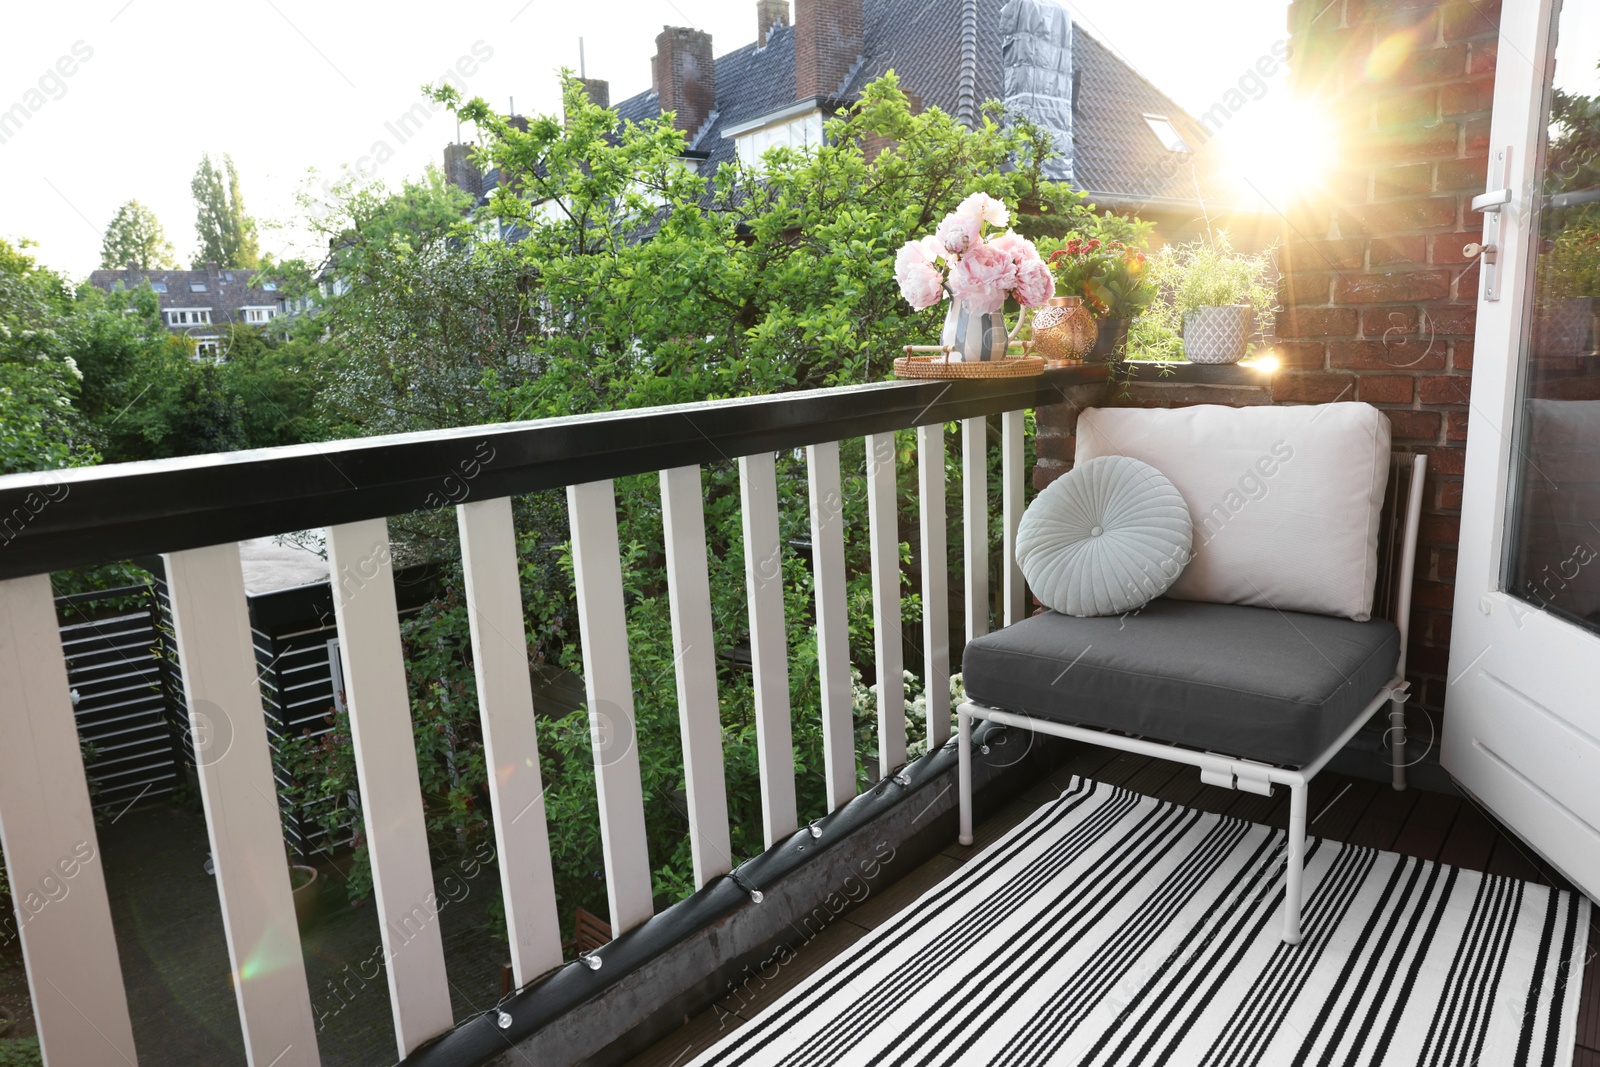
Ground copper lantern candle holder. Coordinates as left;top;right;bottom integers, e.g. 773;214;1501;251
1029;295;1098;366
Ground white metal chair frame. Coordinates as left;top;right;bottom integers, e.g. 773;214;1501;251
957;454;1428;946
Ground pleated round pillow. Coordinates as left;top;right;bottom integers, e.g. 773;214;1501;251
1018;455;1194;617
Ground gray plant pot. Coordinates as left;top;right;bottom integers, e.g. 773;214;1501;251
1182;304;1254;365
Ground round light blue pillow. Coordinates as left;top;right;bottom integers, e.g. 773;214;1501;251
1017;455;1193;617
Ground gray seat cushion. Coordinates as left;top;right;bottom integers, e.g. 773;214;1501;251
961;599;1400;767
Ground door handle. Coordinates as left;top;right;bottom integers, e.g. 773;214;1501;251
1473;148;1512;301
1471;188;1512;212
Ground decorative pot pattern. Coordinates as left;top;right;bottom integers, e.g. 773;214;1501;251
942;301;1021;362
1183;304;1253;364
1030;296;1098;364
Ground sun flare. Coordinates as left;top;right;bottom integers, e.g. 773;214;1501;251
1220;99;1342;209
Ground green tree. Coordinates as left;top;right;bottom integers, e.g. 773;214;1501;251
99;199;179;270
0;238;96;473
279;73;1096;933
191;153;260;269
73;284;251;461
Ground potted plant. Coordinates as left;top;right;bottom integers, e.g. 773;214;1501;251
1140;237;1280;364
894;192;1056;362
1045;236;1156;360
289;859;319;930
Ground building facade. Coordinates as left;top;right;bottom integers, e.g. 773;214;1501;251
87;262;283;358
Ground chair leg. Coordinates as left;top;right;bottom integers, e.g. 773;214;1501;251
1389;697;1408;791
958;707;974;847
1283;779;1307;946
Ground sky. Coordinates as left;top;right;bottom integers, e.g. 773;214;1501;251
0;0;1298;279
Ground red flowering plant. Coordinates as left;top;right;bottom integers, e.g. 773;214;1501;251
1046;237;1156;318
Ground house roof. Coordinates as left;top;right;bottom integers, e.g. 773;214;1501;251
603;0;1245;213
86;264;281;324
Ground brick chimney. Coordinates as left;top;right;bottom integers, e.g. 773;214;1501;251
757;0;790;48
579;78;610;110
654;27;716;136
794;0;863;100
443;143;482;197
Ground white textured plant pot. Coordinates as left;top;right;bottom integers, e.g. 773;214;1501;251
1182;304;1253;364
941;300;1009;362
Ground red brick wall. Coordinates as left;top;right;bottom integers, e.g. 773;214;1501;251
1277;0;1499;718
794;0;863;100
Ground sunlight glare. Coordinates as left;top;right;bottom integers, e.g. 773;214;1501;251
1222;98;1340;209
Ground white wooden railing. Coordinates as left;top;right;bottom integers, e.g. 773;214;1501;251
0;373;1095;1065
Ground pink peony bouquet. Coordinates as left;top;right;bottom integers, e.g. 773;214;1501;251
894;193;1055;315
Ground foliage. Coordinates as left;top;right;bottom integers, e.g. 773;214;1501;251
1549;65;1600;206
191;153;260;269
1539;222;1600;299
1128;235;1280;361
99;199;179;270
0;1037;41;1067
0;238;97;473
1046;237;1154;318
72;285;324;461
265;73;1091;937
305;165;475;278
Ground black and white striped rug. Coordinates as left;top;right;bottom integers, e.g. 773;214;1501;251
693;777;1590;1066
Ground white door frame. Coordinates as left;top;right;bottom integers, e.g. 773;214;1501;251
1445;0;1600;900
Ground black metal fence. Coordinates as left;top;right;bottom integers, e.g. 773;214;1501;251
55;585;183;813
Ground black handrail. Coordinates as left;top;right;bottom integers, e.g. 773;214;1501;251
0;369;1105;581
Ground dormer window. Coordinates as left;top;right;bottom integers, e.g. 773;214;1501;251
164;309;213;327
1143;114;1192;153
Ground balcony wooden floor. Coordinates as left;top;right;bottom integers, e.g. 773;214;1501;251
625;743;1600;1067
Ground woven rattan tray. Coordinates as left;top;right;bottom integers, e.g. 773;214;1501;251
893;343;1051;379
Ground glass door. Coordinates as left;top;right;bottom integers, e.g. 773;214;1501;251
1443;0;1600;901
1504;1;1600;630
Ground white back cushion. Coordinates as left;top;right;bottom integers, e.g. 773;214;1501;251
1075;403;1391;620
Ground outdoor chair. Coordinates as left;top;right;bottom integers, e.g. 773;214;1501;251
956;403;1428;945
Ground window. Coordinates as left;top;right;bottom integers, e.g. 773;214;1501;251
261;280;278;291
221;272;233;282
164;309;213;326
1143;114;1192;153
150;281;168;293
242;307;276;324
190;281;207;293
193;338;220;358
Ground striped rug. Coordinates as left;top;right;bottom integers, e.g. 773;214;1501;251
692;777;1590;1067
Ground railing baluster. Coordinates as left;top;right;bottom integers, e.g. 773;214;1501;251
566;480;655;933
164;544;320;1066
918;424;952;751
866;432;906;779
326;519;453;1057
659;466;733;885
962;417;989;644
0;575;138;1067
457;498;563;987
1002;408;1027;627
805;441;856;810
738;453;798;847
